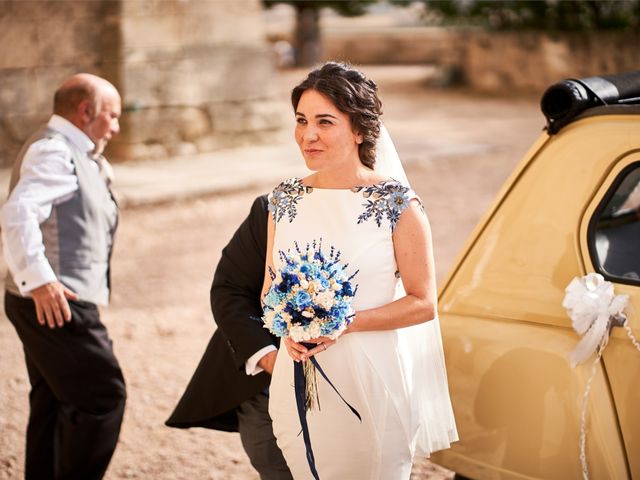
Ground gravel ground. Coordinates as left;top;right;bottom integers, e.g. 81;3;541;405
0;66;543;479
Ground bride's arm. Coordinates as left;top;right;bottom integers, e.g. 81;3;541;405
348;199;437;332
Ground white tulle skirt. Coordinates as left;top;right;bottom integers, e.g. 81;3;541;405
269;315;458;479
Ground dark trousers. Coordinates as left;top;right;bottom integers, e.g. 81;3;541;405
5;292;126;480
237;391;292;480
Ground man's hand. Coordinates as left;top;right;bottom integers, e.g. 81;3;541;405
30;282;79;329
257;350;278;375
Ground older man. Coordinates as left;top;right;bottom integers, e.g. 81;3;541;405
1;73;125;480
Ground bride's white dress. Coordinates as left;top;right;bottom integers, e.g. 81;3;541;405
267;178;458;479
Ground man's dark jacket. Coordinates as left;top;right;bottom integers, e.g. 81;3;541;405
166;195;276;432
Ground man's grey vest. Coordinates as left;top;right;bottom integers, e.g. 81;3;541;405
5;126;118;305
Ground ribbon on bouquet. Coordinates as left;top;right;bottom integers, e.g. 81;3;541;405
293;343;361;480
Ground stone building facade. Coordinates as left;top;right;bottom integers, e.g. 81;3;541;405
0;0;284;166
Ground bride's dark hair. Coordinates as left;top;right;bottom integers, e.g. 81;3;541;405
291;61;382;169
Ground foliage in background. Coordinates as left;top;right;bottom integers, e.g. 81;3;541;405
417;0;640;30
263;0;376;17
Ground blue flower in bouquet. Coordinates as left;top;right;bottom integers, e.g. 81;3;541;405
340;282;354;297
299;261;319;276
262;240;358;342
292;290;312;309
320;314;343;336
271;315;288;337
282;270;300;287
264;288;285;308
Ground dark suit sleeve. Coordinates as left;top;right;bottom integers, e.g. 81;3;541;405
210;194;276;370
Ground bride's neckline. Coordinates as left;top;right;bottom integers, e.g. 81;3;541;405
298;177;396;191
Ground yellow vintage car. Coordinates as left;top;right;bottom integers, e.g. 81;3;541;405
433;73;640;479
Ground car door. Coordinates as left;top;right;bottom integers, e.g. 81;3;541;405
579;154;640;479
434;114;638;479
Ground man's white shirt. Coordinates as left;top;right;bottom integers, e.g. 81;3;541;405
0;115;95;295
245;345;277;376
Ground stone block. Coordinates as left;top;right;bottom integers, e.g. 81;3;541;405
120;0;182;17
143;142;169;160
37;17;103;66
2;112;49;144
0;141;20;168
120;108;179;145
120;106;211;145
210;46;280;101
208;99;287;134
241;99;289;132
167;141;197;157
201;128;283;152
33;65;97;113
323;27;462;66
0;17;40;69
21;1;102;22
179;107;211;142
0;69;40;116
0;119;22;167
193;134;220;153
121;56;227;107
0;2;11;21
104;141;146;162
120;15;181;52
136;0;262;18
106;141;168;162
121;60;197;108
178;8;265;48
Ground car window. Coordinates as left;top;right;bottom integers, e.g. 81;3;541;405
590;162;640;285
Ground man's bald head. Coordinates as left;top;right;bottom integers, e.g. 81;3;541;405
53;73;117;119
52;73;121;148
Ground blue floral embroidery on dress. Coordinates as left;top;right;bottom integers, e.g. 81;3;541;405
354;180;412;231
269;178;313;223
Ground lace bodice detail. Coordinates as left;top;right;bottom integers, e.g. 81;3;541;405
268;177;414;231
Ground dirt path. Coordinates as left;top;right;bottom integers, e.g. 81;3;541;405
0;66;543;479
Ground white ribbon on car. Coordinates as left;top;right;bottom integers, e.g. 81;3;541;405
563;272;628;367
562;272;638;480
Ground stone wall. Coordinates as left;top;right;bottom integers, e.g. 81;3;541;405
323;27;460;67
460;31;640;94
0;0;284;166
0;1;110;166
322;27;640;94
111;0;285;160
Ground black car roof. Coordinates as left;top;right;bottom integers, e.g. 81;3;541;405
541;71;640;134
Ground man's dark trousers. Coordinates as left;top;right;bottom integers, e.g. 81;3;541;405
5;292;126;480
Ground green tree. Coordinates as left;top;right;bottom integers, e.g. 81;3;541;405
419;0;640;31
263;0;375;66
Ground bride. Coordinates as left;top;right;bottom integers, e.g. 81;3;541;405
263;61;458;479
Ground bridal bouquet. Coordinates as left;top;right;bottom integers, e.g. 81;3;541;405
262;240;358;342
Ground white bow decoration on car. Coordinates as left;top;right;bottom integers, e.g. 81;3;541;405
562;272;628;367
